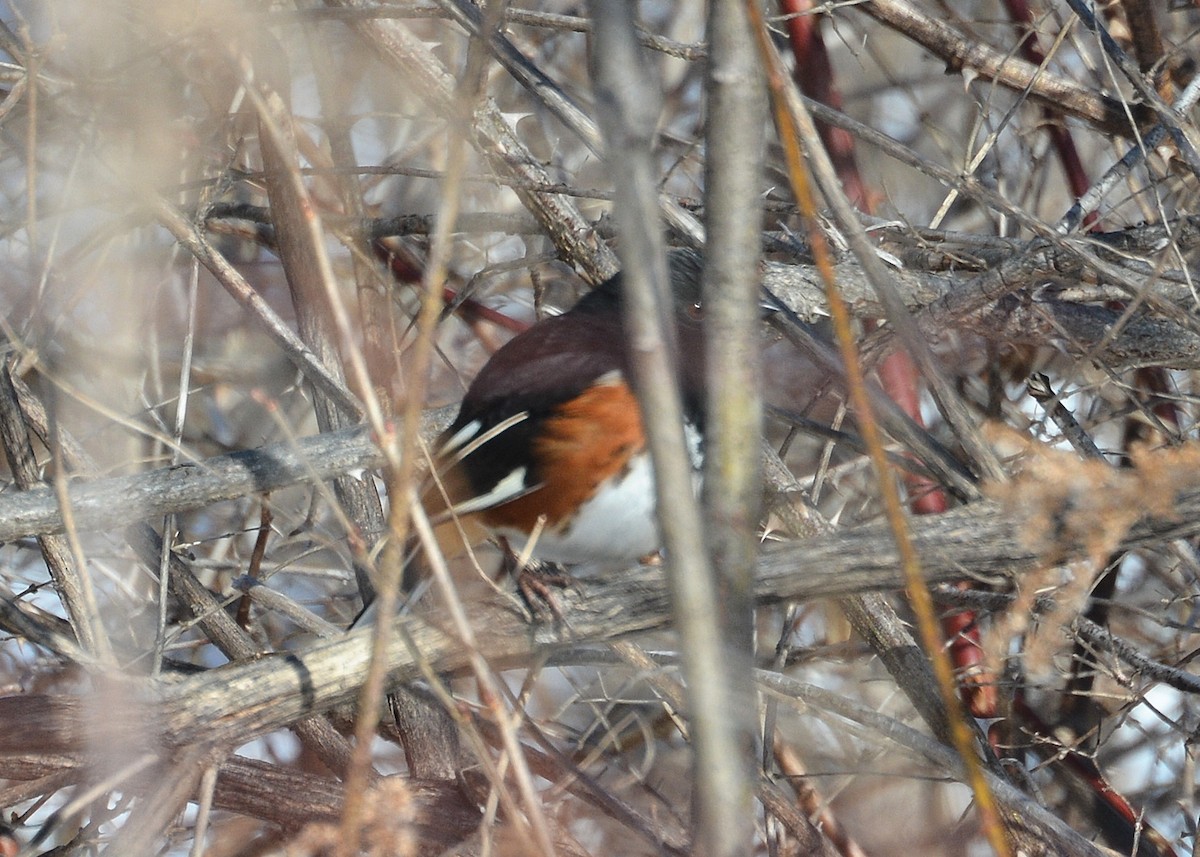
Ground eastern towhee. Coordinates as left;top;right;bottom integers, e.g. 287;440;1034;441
417;250;706;581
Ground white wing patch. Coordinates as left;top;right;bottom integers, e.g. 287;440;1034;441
439;419;482;456
438;411;531;463
592;369;622;387
449;466;536;516
430;411;541;519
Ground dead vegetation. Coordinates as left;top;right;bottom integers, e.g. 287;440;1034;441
0;1;1198;855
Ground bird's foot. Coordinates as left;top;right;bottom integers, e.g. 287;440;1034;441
497;546;573;621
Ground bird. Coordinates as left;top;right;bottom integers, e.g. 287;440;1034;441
413;250;707;585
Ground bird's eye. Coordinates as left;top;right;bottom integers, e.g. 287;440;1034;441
686;301;703;320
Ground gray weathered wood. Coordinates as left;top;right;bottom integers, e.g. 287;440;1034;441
0;407;455;543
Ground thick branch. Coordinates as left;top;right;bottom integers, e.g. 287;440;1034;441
857;0;1145;135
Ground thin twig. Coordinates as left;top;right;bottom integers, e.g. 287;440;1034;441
748;6;1013;854
0;364;112;662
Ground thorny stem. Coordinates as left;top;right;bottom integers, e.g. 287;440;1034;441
747;3;1013;855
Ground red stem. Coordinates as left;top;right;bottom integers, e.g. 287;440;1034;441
781;0;994;716
1003;0;1095;226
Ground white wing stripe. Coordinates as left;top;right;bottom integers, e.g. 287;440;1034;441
448;466;534;516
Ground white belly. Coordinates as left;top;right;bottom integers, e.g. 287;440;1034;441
498;423;703;565
499;451;659;563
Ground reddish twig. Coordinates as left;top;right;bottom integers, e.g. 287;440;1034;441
783;0;995;720
1012;695;1177;857
236;499;274;630
779;0;871;210
1003;0;1094;226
